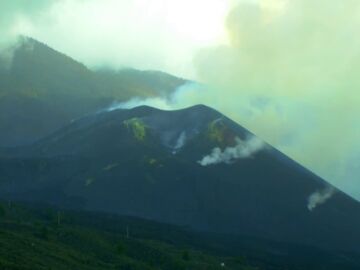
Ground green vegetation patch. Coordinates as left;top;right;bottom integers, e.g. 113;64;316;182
124;118;147;141
143;157;164;169
207;118;226;144
148;158;158;166
0;202;258;270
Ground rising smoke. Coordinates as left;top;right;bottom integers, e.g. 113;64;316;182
189;0;360;198
119;0;360;199
198;136;266;166
307;187;336;212
173;131;187;154
98;0;360;199
106;97;173;112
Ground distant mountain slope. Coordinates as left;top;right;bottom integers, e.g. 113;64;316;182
0;37;186;146
1;105;360;255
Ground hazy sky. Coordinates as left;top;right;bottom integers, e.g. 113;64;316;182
1;0;360;199
0;0;235;78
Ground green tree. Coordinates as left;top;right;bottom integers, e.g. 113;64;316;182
116;241;127;256
181;250;190;261
40;226;49;240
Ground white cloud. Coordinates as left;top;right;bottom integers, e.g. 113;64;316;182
8;0;232;78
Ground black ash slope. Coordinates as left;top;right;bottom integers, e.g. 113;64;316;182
0;104;359;255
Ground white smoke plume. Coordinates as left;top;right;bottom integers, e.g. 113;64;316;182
104;82;207;112
173;131;187;154
307;187;336;212
106;0;360;200
188;0;360;199
199;136;266;166
106;97;173;112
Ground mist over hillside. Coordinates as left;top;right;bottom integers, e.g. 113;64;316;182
0;37;186;146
